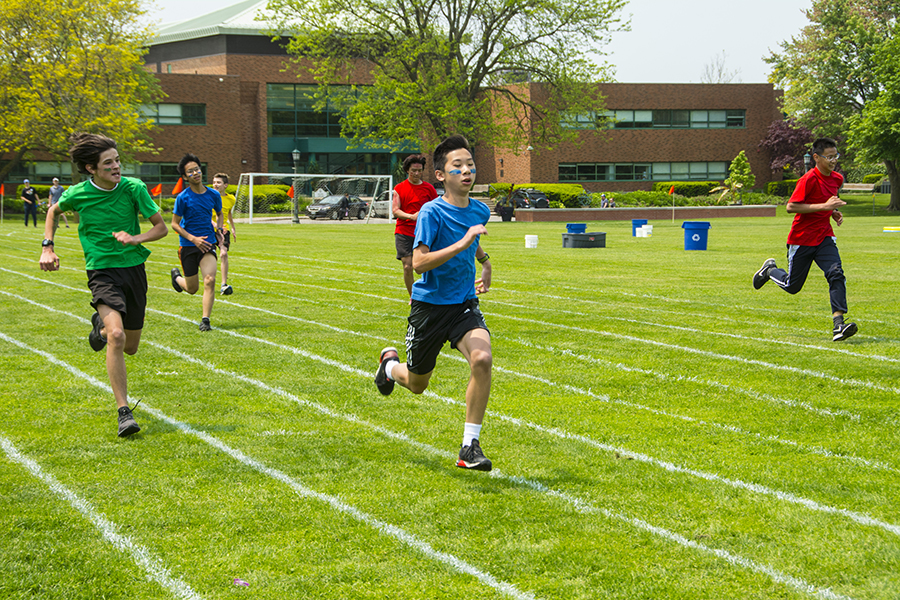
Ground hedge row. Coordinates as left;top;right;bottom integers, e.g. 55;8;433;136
766;179;799;196
490;183;588;207
863;173;886;184
651;181;721;198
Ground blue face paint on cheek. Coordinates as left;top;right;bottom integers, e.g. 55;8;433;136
470;168;476;175
448;169;462;175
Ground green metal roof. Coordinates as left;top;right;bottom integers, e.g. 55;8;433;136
150;0;285;45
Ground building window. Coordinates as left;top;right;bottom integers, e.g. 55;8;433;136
559;162;728;182
567;109;746;129
140;104;206;125
267;83;363;139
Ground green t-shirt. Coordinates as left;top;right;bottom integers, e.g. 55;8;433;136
58;177;160;270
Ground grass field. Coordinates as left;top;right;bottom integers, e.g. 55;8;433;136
1;196;898;600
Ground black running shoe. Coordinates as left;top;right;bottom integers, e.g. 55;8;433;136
833;322;858;342
374;346;399;395
117;406;141;437
753;258;777;290
199;318;212;332
89;312;107;352
457;439;492;471
221;284;233;296
171;268;183;293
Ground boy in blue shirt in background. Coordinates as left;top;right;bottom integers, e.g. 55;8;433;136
374;135;495;471
169;153;223;331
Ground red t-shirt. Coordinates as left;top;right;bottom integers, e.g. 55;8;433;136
393;179;437;237
786;167;843;246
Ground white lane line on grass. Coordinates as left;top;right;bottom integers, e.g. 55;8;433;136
489;296;896;364
142;306;900;540
0;435;204;600
0;331;858;600
496;313;900;395
0;332;537;600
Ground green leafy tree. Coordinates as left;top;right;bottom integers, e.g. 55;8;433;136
0;0;163;183
710;150;755;205
264;0;629;152
846;28;900;210
765;0;900;209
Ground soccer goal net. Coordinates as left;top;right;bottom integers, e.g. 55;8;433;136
234;172;393;224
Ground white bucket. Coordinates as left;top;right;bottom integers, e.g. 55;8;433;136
525;235;539;248
636;227;646;238
642;225;653;237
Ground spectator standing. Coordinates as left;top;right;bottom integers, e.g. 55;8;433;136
21;179;40;227
48;177;69;229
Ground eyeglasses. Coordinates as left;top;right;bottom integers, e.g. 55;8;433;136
817;153;840;163
186;167;202;175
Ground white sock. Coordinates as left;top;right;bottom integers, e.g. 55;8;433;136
385;360;397;381
463;422;482;447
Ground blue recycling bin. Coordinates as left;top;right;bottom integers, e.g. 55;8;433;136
682;221;711;250
632;219;648;236
566;223;586;234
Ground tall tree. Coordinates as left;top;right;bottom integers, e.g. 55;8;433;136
765;0;900;209
700;51;741;84
264;0;629;152
0;0;163;181
846;28;900;210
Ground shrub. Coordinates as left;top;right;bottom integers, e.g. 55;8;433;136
489;182;586;207
155;197;175;213
268;202;293;213
652;181;721;197
862;173;886;184
767;179;799;196
2;198;25;213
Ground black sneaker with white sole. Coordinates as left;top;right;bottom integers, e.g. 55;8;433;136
171;268;184;293
199;318;212;332
457;439;492;471
89;312;107;352
753;258;777;290
221;284;233;296
374;346;398;395
117;406;141;437
833;322;858;342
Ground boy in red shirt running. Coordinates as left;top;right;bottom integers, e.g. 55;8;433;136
392;154;437;296
753;137;857;341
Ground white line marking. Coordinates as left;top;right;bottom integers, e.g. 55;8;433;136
0;435;204;600
0;330;857;600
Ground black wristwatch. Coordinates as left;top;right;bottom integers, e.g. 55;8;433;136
42;239;54;248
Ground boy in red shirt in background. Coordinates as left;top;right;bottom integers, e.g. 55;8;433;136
753;137;857;341
392;154;437;296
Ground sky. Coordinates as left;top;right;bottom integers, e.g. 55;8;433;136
145;0;813;85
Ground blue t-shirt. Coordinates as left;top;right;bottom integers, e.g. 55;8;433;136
411;196;490;304
173;187;222;247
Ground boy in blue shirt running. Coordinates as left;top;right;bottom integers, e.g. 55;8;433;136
374;135;494;471
169;153;223;331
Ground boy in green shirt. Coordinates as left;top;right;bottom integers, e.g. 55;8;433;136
39;133;168;437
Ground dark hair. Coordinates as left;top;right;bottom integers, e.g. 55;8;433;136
812;137;837;157
402;154;427;173
213;172;229;185
433;135;471;172
68;133;117;175
178;153;202;177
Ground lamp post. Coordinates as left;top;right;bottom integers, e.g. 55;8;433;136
291;148;301;224
803;152;812;172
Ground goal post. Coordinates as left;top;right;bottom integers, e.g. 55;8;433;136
234;172;394;224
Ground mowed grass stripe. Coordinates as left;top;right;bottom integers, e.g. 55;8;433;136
0;330;539;600
0;435;205;600
6;283;898;543
0;330;861;600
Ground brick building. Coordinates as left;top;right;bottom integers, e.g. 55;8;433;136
2;0;785;191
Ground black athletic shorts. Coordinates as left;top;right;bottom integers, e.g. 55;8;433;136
86;263;148;330
405;298;489;375
395;233;414;260
220;231;231;251
178;245;217;278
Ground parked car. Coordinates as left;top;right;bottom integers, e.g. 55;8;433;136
494;188;550;214
371;190;393;218
306;194;369;220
